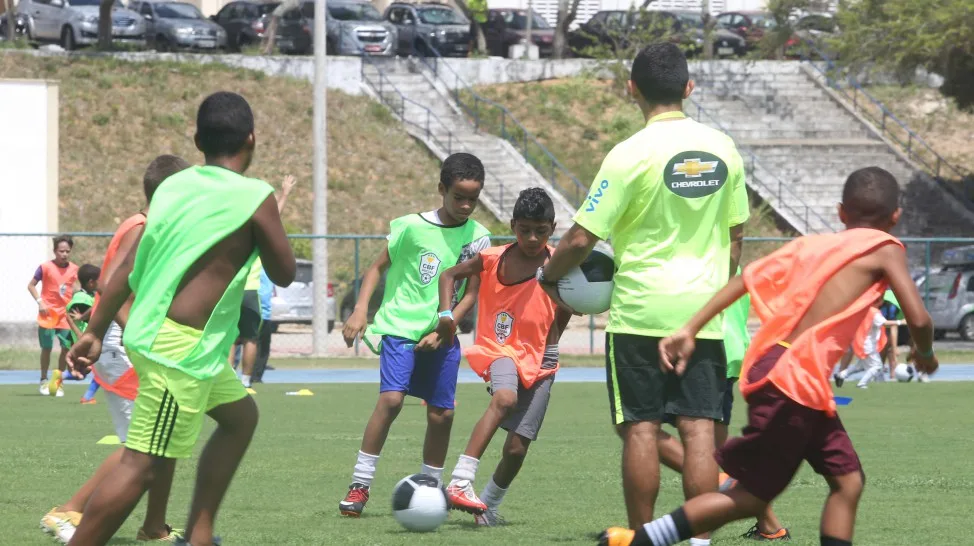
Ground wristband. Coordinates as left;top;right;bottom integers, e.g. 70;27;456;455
438;310;454;321
36;298;43;303
917;347;935;358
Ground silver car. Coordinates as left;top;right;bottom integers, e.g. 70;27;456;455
277;0;396;56
18;0;145;49
130;0;226;51
916;245;974;340
268;259;336;333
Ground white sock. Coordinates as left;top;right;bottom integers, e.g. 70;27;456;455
689;539;711;546
480;476;507;508
241;374;251;387
352;451;379;487
421;463;444;484
642;514;681;546
451;454;479;482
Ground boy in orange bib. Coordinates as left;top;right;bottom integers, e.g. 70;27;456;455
435;188;572;526
28;235;79;396
599;167;938;546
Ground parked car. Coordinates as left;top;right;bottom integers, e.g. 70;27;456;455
339;271;475;334
570;9;744;58
130;0;226;51
276;0;396;56
911;245;974;341
0;11;29;39
483;8;553;58
17;0;145;50
671;11;747;58
211;0;278;51
384;2;469;57
267;258;335;334
784;12;837;59
716;10;775;50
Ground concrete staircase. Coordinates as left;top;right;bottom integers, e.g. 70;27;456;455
360;57;577;233
687;61;974;240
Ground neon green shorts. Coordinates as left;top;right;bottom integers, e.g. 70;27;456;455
126;319;247;459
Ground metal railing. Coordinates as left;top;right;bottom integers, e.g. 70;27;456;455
408;36;590;207
798;40;968;183
687;99;835;234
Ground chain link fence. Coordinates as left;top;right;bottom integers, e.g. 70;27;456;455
1;233;968;368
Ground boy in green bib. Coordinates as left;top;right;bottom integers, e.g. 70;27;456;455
67;91;296;546
65;264;100;349
339;153;491;517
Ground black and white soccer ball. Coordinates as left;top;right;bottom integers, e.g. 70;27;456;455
391;474;448;532
557;248;615;315
894;363;916;382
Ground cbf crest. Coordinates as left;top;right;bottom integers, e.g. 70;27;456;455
419;252;441;285
494;312;514;344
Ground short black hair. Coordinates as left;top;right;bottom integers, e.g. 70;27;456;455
841;167;900;226
630;42;689;105
53;235;73;250
78;264;100;287
512;187;555;223
143;155;191;203
196;92;255;157
440;153;485;188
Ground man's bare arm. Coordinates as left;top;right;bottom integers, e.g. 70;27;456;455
729;223;744;277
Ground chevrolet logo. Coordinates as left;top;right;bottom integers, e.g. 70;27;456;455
673;159;719;178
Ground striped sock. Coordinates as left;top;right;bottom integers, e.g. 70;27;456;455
634;508;693;546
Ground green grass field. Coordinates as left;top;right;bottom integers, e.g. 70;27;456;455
3;381;973;545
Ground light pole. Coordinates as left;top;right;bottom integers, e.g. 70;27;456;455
311;0;329;356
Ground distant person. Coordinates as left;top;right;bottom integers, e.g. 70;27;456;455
538;42;749;540
834;297;905;389
238;174;296;390
64;264;100;404
252;268;274;384
29;234;79;397
40;155;191;544
67;92;296;546
437;188;572;526
339;152;491;518
599;167;938;546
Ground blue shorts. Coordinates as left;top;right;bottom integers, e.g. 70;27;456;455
379;335;461;409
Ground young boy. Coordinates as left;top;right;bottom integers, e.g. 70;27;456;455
339;152;491;517
655;269;790;543
65;264;101;403
41;155;192;544
599;167;938;546
434;188;572;525
834;298;904;389
67;92;296;546
29;235;79;396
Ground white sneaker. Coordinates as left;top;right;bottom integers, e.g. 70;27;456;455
39;382;50;396
40;508;80;543
918;372;931;383
474;507;507;526
856;384;868;389
55;387;65;397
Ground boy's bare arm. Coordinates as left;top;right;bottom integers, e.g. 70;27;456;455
438;255;484;313
28;277;47;314
252;195;296;287
729;224;744;277
101;226;143;289
451;273;480;324
276;175;297;214
342;248;391;347
547;308;573;344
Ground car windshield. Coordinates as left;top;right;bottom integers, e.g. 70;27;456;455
503;10;549;30
155;2;204;19
328;3;383;21
294;264;313;284
749;14;777;29
68;0;117;6
675;12;703;29
259;3;279;15
418;7;466;25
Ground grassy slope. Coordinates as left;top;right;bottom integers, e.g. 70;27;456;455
469;78;795;265
0;53;506;290
4;381;974;544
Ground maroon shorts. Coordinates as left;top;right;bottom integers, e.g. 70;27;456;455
715;344;863;503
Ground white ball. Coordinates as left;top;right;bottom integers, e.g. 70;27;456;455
391;474;448;532
558;248;615;315
894;363;916;382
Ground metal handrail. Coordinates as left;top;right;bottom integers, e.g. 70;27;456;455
688;98;835;234
798;40;968;182
408;35;590;207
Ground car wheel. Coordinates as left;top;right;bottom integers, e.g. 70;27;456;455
60;26;75;50
236;33;248;52
156;35;171;52
959;315;974;341
328;320;335;334
934;329;947;340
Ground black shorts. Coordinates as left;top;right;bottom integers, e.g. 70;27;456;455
237;290;262;341
606;333;727;425
662;376;737;427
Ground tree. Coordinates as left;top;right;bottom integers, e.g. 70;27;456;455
701;0;714;60
552;0;582;59
262;0;301;55
831;0;974;109
453;0;487;55
97;0;112;50
757;0;808;60
4;0;16;41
